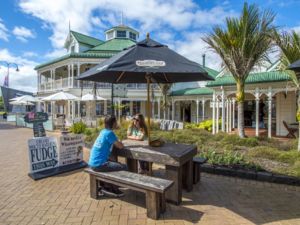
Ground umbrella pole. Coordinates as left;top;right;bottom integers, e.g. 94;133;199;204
146;76;151;145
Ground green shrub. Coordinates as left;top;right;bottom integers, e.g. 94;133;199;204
70;121;87;134
221;135;258;147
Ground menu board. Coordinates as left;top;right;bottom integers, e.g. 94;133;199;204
59;134;84;166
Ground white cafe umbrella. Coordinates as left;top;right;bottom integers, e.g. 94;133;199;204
41;91;78;101
10;100;34;106
81;93;106;101
10;95;37;102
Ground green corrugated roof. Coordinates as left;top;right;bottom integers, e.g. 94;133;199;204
171;87;213;96
204;67;219;78
86;38;136;52
34;52;115;70
207;70;291;87
70;30;103;47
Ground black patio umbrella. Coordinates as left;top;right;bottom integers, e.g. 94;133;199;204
288;59;300;73
77;34;214;144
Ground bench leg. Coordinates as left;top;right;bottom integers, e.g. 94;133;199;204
146;191;160;219
126;158;138;173
160;194;166;213
90;174;98;199
193;163;200;184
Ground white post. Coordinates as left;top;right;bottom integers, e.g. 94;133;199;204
202;99;205;121
77;101;80;117
68;64;71;87
50;70;53;90
104;100;107;115
229;99;232;132
226;99;229;133
221;89;225;132
71;64;74;88
196;99;199;123
129;101;133;116
232;99;235;129
212;92;216;134
53;69;56;90
268;87;272;138
118;99;121;121
72;100;75;120
172;100;175;120
255;88;260;137
157;98;161;119
216;99;220;133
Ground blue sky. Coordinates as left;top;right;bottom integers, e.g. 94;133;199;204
0;0;300;92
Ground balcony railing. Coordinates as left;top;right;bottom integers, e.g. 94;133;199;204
39;79;158;92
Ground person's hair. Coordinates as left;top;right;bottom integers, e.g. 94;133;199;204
135;114;148;136
104;115;117;129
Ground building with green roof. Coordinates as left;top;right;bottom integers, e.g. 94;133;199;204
170;59;297;138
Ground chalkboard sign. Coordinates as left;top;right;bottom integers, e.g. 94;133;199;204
24;112;48;137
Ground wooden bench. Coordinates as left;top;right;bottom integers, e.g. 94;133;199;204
193;157;207;184
85;168;173;219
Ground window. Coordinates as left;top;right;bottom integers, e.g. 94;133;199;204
129;32;136;40
117;30;126;38
71;45;75;53
106;31;114;40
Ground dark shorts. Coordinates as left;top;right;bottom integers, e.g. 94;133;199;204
91;161;127;172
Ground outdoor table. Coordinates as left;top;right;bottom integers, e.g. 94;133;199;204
112;139;197;205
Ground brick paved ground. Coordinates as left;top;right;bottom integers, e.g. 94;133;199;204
0;122;300;225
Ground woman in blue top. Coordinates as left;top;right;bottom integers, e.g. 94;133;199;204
89;115;126;196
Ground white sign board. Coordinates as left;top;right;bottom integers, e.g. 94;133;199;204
59;134;84;166
28;137;59;173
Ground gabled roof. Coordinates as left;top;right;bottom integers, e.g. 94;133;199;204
70;30;103;47
206;70;291;87
86;38;136;53
170;87;213;96
34;52;115;70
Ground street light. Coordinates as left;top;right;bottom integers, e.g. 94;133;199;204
0;61;19;88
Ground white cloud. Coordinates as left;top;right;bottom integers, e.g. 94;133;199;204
175;32;222;70
19;0;235;54
22;51;38;57
0;49;38;92
0;18;9;42
12;26;36;42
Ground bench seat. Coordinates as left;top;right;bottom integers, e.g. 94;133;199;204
85;168;173;219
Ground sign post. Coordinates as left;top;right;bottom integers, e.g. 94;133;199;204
24;112;48;137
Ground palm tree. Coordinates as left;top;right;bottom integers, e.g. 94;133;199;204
203;3;276;138
273;31;300;151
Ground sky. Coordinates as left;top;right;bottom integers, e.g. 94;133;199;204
0;0;300;92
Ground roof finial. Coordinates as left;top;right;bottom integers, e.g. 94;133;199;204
146;32;150;40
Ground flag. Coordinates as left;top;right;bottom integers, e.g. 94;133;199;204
3;75;8;87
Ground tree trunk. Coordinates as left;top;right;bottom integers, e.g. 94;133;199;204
236;81;245;138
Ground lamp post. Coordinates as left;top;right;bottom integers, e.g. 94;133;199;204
0;61;19;88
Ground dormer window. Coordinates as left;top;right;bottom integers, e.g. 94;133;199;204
106;31;114;40
71;46;75;53
129;32;136;40
117;30;126;38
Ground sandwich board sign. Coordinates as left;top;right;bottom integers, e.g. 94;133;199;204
28;137;58;173
59;134;84;166
24;112;48;137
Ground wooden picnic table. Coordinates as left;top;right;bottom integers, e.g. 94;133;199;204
112;139;197;205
